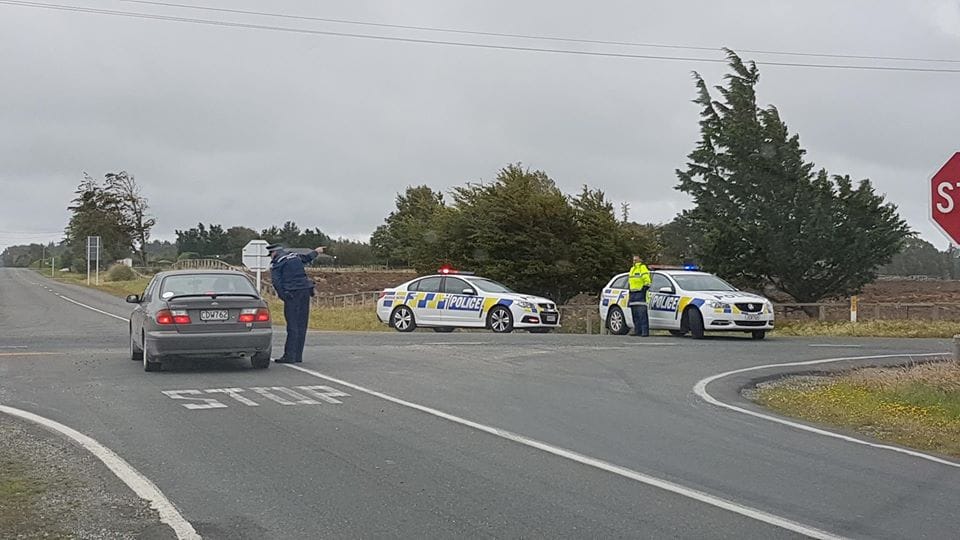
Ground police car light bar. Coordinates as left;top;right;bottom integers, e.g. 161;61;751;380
437;266;475;275
649;264;701;271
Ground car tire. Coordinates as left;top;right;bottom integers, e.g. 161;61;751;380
129;327;142;360
142;334;162;372
251;351;271;369
669;330;687;337
751;330;767;340
686;308;705;339
528;328;552;334
606;307;630;336
432;327;455;333
391;306;417;333
488;306;514;333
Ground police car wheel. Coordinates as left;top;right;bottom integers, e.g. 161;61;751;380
391;306;417;332
606;307;629;335
686;308;705;339
488;306;514;333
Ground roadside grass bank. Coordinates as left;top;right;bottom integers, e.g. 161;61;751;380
752;360;960;458
43;270;150;299
0;415;171;538
774;320;960;338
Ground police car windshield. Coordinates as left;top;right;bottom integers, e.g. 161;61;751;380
672;274;736;292
469;278;514;293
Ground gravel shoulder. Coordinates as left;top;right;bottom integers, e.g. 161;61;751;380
0;414;175;540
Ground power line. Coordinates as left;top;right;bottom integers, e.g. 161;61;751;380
119;0;960;65
3;1;960;73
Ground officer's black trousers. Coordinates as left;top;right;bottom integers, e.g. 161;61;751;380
283;288;312;362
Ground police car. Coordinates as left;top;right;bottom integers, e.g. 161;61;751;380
598;268;774;339
376;269;561;333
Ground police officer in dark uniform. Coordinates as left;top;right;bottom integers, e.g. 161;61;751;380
267;243;324;363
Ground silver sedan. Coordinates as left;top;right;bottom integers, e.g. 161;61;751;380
127;270;273;372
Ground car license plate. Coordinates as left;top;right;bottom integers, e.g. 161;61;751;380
200;310;229;321
544;313;558;324
744;313;762;321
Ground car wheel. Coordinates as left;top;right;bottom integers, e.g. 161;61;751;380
669;330;687;337
391;306;417;332
606;307;629;336
142;334;162;372
251;351;271;369
129;327;142;360
432;327;455;333
488;306;514;333
686;308;705;339
528;328;552;334
751;330;767;340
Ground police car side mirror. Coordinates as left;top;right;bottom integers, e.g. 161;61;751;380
658;287;674;294
462;288;476;295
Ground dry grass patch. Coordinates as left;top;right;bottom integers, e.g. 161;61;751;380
775;320;960;338
754;360;960;458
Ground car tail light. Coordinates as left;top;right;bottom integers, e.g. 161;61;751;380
240;308;271;323
157;309;191;325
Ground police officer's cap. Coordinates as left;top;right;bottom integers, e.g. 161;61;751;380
266;243;283;253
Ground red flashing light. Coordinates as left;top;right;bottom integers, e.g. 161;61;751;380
438;265;457;274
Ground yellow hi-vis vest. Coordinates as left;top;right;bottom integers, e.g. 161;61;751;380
628;263;651;291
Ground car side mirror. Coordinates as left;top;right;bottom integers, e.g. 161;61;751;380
125;294;141;304
462;288;476;295
658;287;674;294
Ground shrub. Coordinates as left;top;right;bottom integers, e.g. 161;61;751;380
106;264;137;282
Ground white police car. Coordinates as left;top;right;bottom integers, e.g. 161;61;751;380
376;269;561;333
598;268;774;339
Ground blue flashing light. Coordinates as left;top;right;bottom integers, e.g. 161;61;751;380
683;264;700;271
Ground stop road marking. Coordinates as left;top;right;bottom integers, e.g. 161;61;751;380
162;385;351;410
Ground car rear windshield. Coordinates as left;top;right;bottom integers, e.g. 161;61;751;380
469;278;514;293
160;274;257;298
671;274;736;292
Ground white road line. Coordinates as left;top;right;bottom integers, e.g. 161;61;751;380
0;405;201;540
0;345;29;349
56;293;129;322
284;364;844;540
808;344;863;348
693;353;960;469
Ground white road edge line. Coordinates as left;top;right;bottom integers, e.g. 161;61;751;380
693;352;960;469
0;405;201;540
284;364;844;540
56;293;130;322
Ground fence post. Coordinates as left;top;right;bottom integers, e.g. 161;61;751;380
874;304;881;320
818;305;826;321
932;305;940;321
586;314;593;335
955;335;960;362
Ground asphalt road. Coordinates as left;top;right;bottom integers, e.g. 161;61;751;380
1;267;957;539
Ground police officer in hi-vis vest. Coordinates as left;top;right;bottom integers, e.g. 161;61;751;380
627;256;651;337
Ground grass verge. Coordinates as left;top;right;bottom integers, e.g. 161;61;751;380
774;320;960;338
269;301;388;332
753;360;960;458
44;270;150;298
0;458;53;538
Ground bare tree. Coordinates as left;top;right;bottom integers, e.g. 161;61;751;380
105;171;156;266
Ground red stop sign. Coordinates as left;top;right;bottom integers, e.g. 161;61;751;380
932;152;960;244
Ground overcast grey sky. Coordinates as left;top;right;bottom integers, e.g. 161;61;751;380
2;0;958;253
